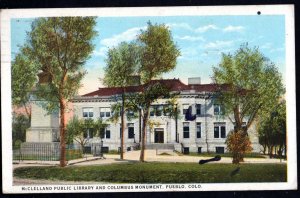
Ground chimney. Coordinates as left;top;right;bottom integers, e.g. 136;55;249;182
188;77;201;85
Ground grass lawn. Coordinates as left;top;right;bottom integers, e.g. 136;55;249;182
177;152;267;159
14;162;286;183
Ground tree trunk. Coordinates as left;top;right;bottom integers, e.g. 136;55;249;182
231;127;247;163
263;144;267;155
140;107;149;162
120;92;125;160
139;109;142;143
175;106;178;143
59;98;67;167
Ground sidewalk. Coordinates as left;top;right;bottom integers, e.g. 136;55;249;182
13;150;286;168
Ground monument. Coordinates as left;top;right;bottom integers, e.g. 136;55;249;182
20;71;60;160
26;71;59;142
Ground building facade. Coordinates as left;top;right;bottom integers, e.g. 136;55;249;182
72;78;261;154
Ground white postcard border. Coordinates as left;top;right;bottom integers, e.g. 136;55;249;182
1;5;297;193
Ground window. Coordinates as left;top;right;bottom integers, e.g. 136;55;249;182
100;125;110;139
214;104;224;115
183;122;190;138
196;122;201;138
84;128;94;139
214;123;226;138
100;128;105;139
198;147;202;154
163;105;171;116
127;109;135;117
183;147;189;154
216;147;225;154
183;104;189;115
119;125;122;139
150;105;165;117
83;107;93;118
128;123;134;139
150;106;155;117
156;105;163;116
196;104;201;115
234;122;247;131
100;107;111;118
106;126;111;139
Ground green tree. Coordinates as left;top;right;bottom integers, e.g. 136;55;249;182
132;22;180;162
66;116;84;151
66;117;107;153
137;22;180;162
165;96;181;142
212;44;284;164
12;113;30;149
12;50;38;120
19;17;97;167
258;100;286;158
103;41;141;159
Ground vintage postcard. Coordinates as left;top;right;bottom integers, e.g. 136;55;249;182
1;5;296;193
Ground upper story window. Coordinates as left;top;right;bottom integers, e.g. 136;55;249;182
214;123;226;138
182;104;189;115
214;104;224;115
163;105;171;116
127;109;135;117
150;106;155;117
196;104;201;116
83;107;93;118
156;105;163;116
100;107;111;118
234;122;247;131
150;105;167;117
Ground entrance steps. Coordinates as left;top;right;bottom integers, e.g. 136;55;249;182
145;143;175;150
145;143;178;156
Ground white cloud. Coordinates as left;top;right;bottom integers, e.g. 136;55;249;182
166;23;193;31
270;47;285;53
175;35;205;42
93;47;108;57
223;25;245;32
195;24;218;33
261;42;272;49
204;40;234;49
100;26;146;47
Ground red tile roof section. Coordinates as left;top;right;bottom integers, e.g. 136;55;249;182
82;79;228;97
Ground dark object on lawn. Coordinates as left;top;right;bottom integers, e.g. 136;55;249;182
230;167;240;177
185;106;196;121
199;155;221;164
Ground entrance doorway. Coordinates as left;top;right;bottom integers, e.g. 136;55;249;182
154;128;164;143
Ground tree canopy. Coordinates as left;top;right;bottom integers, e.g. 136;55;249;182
103;41;141;159
136;22;180;161
12;50;38;119
258;100;286;157
212;44;285;163
14;17;97;167
138;21;180;83
212;44;284;132
103;41;141;87
66;116;107;152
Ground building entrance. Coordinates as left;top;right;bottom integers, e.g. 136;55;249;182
154;128;164;143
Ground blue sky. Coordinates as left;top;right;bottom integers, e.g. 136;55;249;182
11;15;285;94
